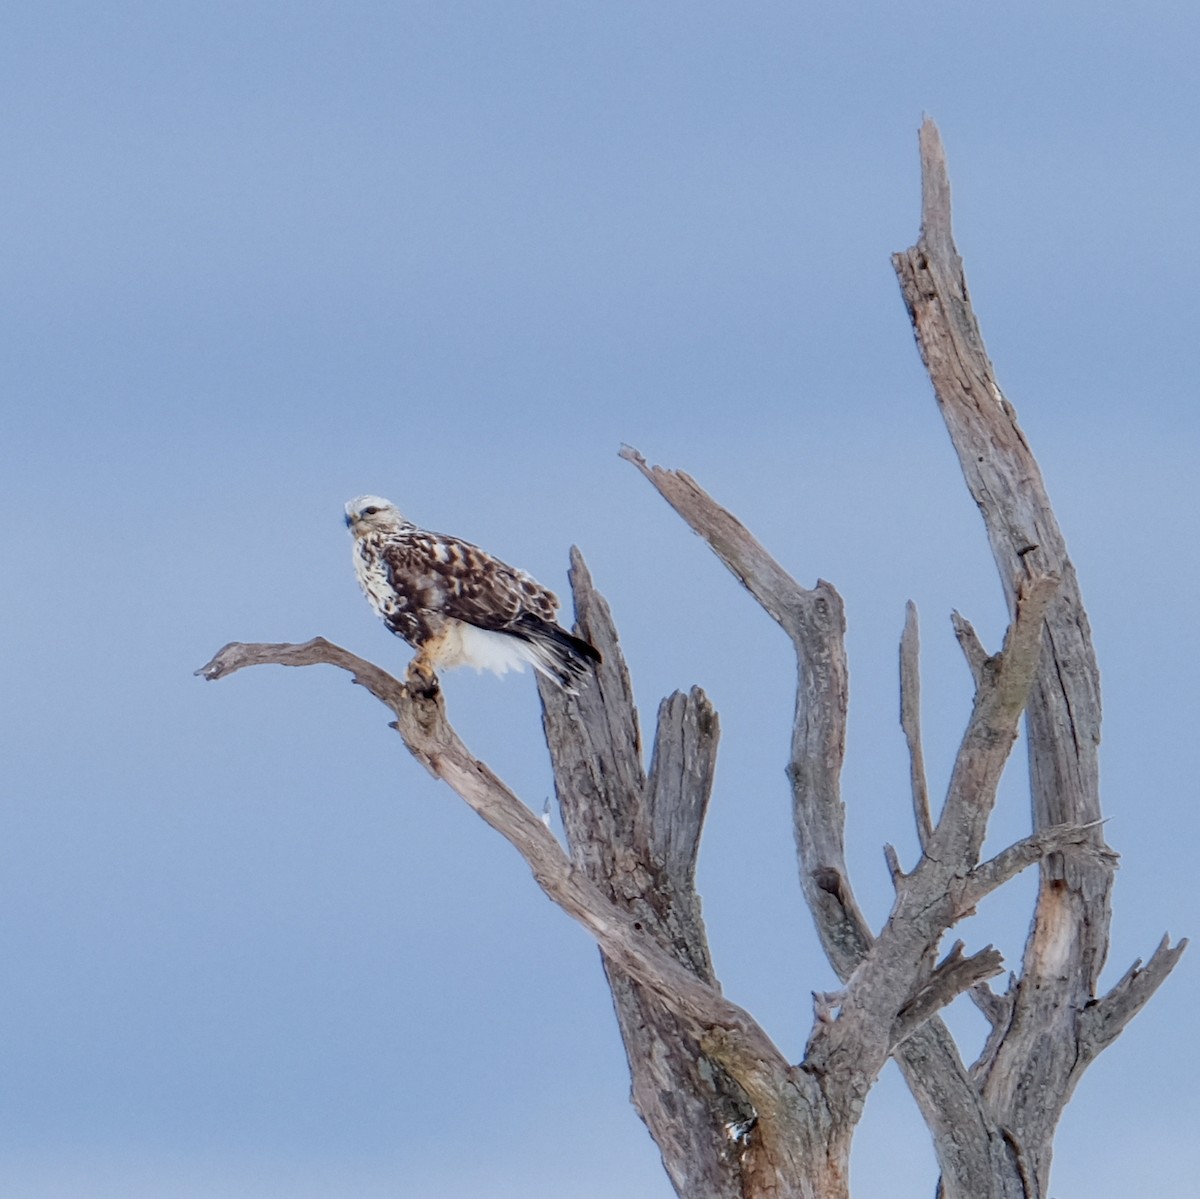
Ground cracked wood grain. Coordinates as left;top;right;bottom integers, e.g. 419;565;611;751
893;116;1184;1196
535;552;756;1199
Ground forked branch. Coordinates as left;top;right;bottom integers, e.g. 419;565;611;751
893;116;1184;1193
622;445;1022;1155
891;942;1004;1050
1080;934;1190;1058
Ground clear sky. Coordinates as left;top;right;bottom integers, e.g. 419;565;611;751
2;3;1196;1196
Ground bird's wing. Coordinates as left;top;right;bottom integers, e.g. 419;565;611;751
380;530;560;631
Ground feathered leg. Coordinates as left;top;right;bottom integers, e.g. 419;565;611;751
407;630;449;698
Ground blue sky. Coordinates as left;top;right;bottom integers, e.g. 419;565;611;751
2;3;1197;1196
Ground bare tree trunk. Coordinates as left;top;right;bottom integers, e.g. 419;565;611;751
536;562;755;1199
196;119;1184;1199
891;119;1185;1196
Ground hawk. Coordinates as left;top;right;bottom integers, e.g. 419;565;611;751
344;496;600;692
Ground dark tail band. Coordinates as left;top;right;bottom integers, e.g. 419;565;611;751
512;613;601;691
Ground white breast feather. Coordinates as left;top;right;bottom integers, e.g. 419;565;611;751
353;546;392;614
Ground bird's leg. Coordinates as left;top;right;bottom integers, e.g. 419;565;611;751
406;652;441;699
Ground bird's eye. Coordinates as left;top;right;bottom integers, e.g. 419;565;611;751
362;506;380;516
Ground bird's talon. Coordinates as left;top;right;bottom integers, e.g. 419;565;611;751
406;659;440;699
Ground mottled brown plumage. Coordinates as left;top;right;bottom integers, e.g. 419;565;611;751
344;496;599;690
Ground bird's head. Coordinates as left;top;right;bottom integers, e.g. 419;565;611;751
344;496;409;535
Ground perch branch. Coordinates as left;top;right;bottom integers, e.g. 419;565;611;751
196;637;800;1110
197;637;408;708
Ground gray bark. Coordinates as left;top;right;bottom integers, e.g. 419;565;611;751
196;119;1184;1199
536;557;755;1199
892;119;1185;1194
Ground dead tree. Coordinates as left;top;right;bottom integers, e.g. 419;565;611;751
197;121;1184;1199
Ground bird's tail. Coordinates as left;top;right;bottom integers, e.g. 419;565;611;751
512;613;601;692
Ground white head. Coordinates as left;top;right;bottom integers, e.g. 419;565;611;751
344;495;410;535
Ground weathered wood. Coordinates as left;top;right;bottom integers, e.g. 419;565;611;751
533;553;866;1199
950;610;988;684
1078;933;1188;1058
791;563;1056;1125
197;119;1185;1199
622;449;1052;1192
621;446;873;985
199;630;842;1199
535;553;754;1199
892;117;1184;1194
899;602;933;852
960;822;1114;912
891;942;1004;1050
196;636;799;1112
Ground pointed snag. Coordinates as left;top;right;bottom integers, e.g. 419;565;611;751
950;611;988;686
620;444;809;632
1080;936;1188;1057
900;601;933;850
917;118;956;266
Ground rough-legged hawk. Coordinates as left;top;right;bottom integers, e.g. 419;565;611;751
345;496;600;691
